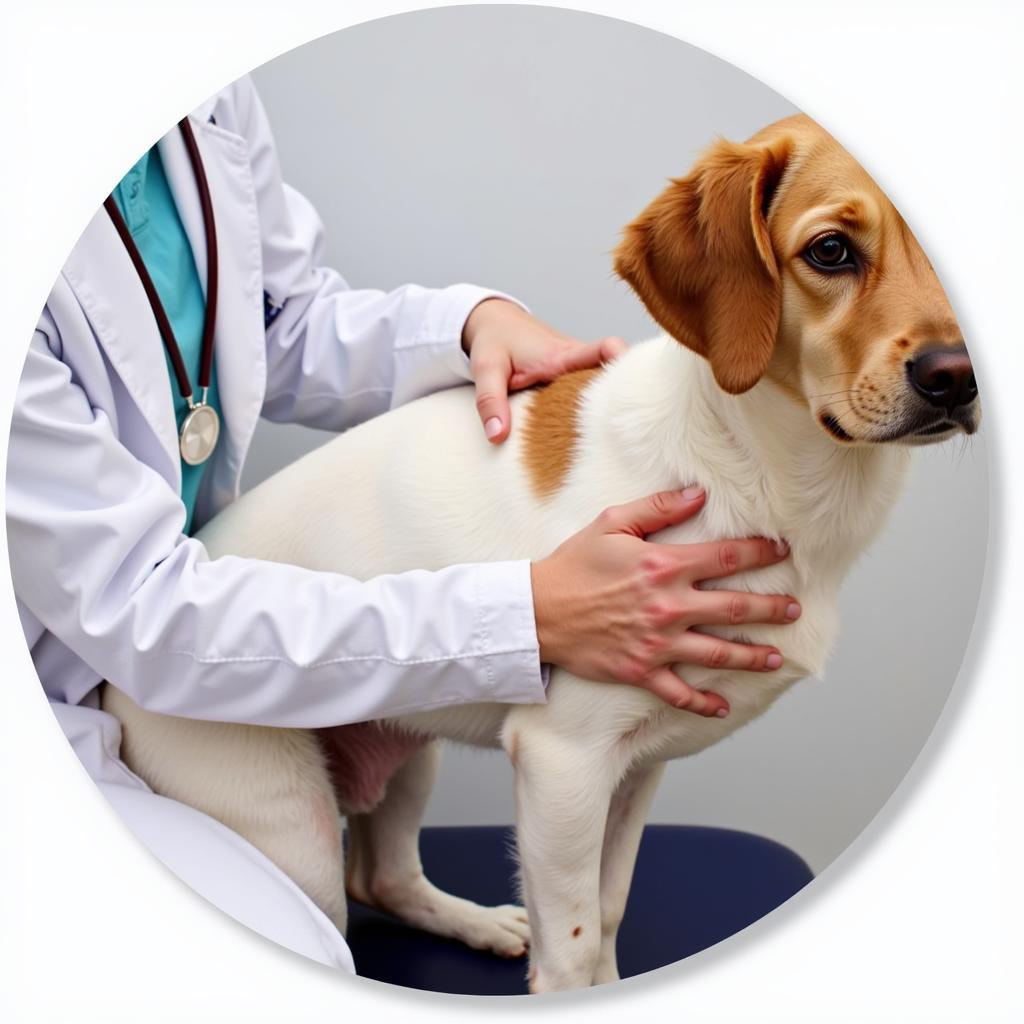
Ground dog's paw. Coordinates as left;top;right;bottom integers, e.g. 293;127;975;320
461;903;531;959
357;872;531;957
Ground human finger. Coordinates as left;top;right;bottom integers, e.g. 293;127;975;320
678;537;791;581
672;632;785;672
556;336;628;375
596;486;706;539
597;335;628;360
638;667;730;718
473;355;512;443
684;589;801;627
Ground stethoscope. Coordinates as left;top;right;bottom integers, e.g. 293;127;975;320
103;117;220;467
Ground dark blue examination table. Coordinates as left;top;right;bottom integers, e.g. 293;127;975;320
345;824;813;995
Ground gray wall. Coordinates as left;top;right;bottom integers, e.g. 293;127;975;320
248;6;988;874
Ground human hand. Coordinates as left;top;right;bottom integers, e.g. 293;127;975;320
461;298;627;443
529;487;801;717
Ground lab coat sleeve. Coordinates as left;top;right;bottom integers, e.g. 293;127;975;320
233;76;524;430
7;328;548;727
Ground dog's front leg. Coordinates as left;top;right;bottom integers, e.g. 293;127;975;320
345;741;532;958
509;718;623;993
592;760;665;985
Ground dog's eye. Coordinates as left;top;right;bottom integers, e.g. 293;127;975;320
804;233;856;272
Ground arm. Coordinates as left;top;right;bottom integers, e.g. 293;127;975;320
230;76;629;441
232;76;520;430
7;328;547;728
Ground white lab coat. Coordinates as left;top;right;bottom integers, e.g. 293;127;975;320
6;76;546;971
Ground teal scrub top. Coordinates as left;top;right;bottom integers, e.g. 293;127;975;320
112;145;221;535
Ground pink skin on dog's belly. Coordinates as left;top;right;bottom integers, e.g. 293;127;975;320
315;722;426;814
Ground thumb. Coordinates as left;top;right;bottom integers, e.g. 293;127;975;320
599;485;706;538
473;357;512;444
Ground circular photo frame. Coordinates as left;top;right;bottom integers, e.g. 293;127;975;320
6;4;988;998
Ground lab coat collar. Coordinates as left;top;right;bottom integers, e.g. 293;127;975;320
61;105;267;512
61;208;184;482
157;120;210;308
190;94;219;127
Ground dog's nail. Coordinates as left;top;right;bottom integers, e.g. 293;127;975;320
774;540;789;556
682;484;704;500
765;652;783;669
715;708;729;718
786;602;801;620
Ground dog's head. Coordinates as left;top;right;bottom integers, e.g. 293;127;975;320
613;114;979;445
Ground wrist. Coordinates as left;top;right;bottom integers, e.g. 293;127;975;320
529;558;559;665
461;297;521;356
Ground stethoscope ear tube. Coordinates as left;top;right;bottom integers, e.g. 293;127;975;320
102;193;195;401
102;117;221;465
176;116;218;394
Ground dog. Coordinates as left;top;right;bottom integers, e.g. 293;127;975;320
102;113;979;992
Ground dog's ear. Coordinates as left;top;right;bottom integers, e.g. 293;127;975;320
614;134;792;394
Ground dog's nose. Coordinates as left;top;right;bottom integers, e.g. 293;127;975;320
907;346;977;411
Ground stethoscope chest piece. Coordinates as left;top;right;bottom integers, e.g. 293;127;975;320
179;402;220;466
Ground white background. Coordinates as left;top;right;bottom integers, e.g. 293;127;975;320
0;1;1020;1021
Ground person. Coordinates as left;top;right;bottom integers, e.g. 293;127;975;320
4;75;799;971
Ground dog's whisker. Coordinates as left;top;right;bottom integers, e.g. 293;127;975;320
808;389;858;401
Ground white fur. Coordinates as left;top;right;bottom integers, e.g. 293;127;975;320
102;336;910;990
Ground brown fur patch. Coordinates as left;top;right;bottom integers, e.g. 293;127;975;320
613;132;791;395
520;367;602;497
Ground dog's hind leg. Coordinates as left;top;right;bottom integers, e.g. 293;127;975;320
344;741;531;958
102;684;349;934
591;760;665;985
510;718;625;992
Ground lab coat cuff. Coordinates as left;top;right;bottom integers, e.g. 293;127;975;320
474;559;548;704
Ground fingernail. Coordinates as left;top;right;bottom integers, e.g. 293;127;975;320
485;417;503;438
774;540;789;556
786;602;801;620
765;652;783;670
715;708;729;718
682;484;704;500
